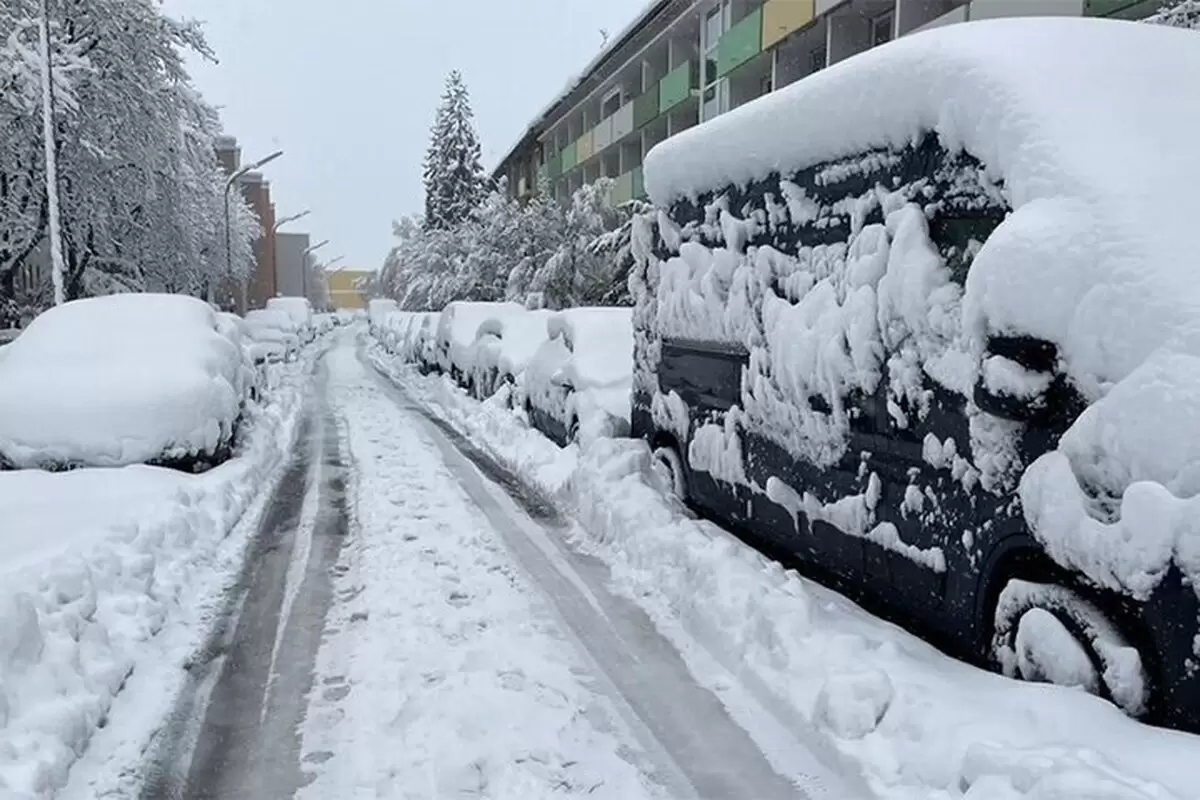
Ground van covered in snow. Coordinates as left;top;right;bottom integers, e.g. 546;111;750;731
631;18;1200;733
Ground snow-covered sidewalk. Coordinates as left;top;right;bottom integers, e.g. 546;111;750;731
298;339;844;799
0;349;318;799
369;344;1200;800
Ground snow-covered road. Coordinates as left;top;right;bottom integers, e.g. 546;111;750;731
143;329;851;799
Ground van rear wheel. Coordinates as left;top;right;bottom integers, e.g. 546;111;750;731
652;445;688;502
991;578;1147;717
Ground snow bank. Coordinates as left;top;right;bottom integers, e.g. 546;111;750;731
0;295;248;470
376;355;1200;800
641;18;1200;601
0;341;317;798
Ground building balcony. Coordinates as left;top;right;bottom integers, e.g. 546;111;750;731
634;87;661;129
762;0;815;50
718;7;763;77
659;59;698;115
577;130;595;163
560;141;579;172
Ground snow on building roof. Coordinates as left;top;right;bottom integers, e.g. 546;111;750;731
489;0;672;175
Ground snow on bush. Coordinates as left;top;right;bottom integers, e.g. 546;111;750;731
0;340;315;797
0;295;249;471
638;18;1200;601
373;354;1200;800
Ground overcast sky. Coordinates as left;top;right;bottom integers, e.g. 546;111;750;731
160;0;652;272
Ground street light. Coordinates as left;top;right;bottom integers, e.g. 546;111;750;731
271;209;310;296
222;149;283;307
272;209;310;235
301;239;330;300
323;256;345;272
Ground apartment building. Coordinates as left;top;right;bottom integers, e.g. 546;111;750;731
493;0;1164;205
327;270;373;311
214;135;279;313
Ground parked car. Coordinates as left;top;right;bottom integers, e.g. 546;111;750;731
525;308;633;446
631;18;1200;732
368;298;398;337
266;297;315;343
434;301;524;380
0;294;250;471
243;309;301;364
464;309;552;401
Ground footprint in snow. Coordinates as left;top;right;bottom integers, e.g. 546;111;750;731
323;684;351;702
446;591;471;608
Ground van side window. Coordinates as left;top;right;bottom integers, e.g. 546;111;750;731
660;340;747;412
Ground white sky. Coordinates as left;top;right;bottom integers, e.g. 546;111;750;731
161;0;653;272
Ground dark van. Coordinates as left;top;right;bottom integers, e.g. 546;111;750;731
630;85;1200;734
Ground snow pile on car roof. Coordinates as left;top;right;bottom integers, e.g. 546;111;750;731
640;18;1200;600
0;295;247;470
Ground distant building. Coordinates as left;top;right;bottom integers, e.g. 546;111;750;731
213;136;277;313
494;0;1167;206
327;270;372;310
275;232;311;298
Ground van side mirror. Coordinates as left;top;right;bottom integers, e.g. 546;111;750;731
974;335;1059;424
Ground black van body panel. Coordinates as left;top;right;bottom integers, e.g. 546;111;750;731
631;133;1200;732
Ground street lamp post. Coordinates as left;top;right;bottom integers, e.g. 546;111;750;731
271;209;310;297
221;150;283;308
39;0;65;306
301;239;329;302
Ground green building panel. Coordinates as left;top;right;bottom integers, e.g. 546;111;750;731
634;88;660;129
560;141;578;172
658;60;695;114
717;8;763;77
611;171;634;205
632;166;646;200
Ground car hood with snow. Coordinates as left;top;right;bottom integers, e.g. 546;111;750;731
639;17;1200;605
0;294;249;470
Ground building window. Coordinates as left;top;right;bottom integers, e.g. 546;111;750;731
810;46;827;74
871;11;894;47
601;87;622;119
701;2;731;122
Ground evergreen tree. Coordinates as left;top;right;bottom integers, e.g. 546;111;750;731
1144;0;1200;28
422;71;486;231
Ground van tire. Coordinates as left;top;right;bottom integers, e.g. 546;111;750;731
652;445;688;502
991;578;1148;717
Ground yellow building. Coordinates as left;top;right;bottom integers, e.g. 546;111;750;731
326;269;373;310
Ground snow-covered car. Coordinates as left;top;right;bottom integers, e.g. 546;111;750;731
434;301;524;380
368;298;398;337
0;294;250;471
266;297;315;343
525;308;633;446
243;308;301;364
633;18;1200;733
463;309;552;401
313;312;336;336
